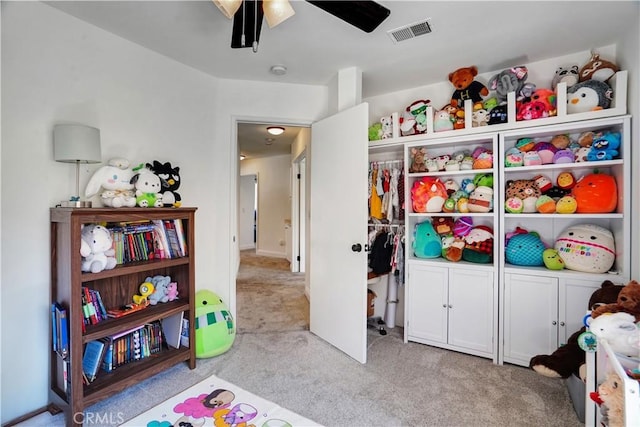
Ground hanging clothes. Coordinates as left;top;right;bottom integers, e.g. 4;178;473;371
369;165;382;219
369;230;394;275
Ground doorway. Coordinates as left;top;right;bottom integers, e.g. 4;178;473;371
235;120;311;332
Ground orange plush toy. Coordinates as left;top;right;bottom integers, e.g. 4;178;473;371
591;280;640;322
449;66;489;109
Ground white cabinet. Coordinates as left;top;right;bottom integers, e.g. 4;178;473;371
502;273;604;366
406;262;495;360
499;116;631;367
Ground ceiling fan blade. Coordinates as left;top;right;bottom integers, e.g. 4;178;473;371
231;0;264;49
306;1;390;33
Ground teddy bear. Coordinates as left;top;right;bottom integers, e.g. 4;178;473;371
529;280;623;380
594;372;625;427
130;166;165;207
146;275;172;305
80;224;117;273
448;66;489;109
591;280;640;322
146;160;182;207
409;147;427;173
84;158;137;208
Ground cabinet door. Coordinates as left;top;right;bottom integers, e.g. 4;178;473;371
559;278;601;346
448;268;494;355
406;263;448;344
503;274;558;366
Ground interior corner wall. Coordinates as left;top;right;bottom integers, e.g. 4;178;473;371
1;2;219;422
240;155;292;257
618;14;640;280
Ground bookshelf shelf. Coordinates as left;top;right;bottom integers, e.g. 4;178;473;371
49;207;197;426
82;346;191;407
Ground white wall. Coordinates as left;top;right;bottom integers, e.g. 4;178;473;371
0;2;219;421
1;3;329;421
239;174;256;250
0;2;327;422
240;154;291;257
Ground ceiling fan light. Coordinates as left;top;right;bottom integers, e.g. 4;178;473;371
267;126;285;135
263;0;295;28
212;0;242;19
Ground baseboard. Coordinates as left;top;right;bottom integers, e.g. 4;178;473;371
3;403;62;427
255;249;286;258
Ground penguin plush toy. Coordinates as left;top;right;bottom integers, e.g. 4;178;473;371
567;80;613;114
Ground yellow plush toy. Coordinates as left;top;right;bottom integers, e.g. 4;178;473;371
132;281;155;305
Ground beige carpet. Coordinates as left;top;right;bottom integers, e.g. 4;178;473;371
236;250;309;333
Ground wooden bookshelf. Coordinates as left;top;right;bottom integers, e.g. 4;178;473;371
49;207;197;426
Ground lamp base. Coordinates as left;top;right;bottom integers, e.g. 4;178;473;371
60;200;93;208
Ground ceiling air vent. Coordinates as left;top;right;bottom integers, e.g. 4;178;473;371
387;19;432;43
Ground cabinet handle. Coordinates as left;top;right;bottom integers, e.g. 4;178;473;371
559;321;565;327
552;321;557;326
448;304;453;308
442;304;447;308
351;243;362;252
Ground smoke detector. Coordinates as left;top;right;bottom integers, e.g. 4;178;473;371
270;65;287;76
387;19;432;43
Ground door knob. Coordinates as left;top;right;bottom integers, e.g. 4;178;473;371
351;243;362;252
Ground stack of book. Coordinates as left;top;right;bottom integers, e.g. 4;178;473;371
81;287;108;328
107;219;186;264
51;302;70;396
81;321;166;384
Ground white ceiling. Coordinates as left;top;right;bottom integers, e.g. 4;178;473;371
44;0;639;158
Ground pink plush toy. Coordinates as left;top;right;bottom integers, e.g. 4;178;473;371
167;282;179;301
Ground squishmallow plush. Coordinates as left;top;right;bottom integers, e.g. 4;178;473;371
554;224;615;273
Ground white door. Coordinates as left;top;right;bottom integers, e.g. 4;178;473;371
309;103;368;363
406;263;448;344
448;268;494;355
503;273;558;366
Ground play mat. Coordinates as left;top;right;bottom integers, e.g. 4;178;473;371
120;373;321;427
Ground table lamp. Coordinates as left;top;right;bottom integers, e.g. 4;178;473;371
53;124;102;207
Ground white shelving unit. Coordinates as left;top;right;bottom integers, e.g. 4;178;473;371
498;115;631;366
403;133;500;362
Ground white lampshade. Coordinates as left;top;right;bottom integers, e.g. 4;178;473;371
53;124;102;206
264;0;295;28
212;0;242;19
53;124;102;164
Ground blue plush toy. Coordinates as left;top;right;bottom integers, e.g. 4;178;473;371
413;221;442;258
505;230;545;266
587;132;621;161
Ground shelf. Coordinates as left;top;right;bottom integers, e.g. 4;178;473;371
83;300;189;342
81;257;190;282
503;159;622;174
504;213;623;219
407;167;493;178
82;346;191;407
368;71;628;147
407;257;494;271
409;212;494;218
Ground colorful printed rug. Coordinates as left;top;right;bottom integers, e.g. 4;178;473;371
121;374;321;427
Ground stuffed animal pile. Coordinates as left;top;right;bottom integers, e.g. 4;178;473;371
529;280;624;380
145;275;180;305
366;51;620;139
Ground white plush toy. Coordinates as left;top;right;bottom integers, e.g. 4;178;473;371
588;312;640;356
85;158;137;208
130;166;164;208
80;224;117;273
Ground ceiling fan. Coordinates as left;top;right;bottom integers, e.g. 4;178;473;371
212;0;391;52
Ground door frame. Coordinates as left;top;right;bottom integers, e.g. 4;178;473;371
291;150;307;274
229;115;312;318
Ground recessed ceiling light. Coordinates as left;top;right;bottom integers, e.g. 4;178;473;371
270;65;287;76
267;126;285;135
